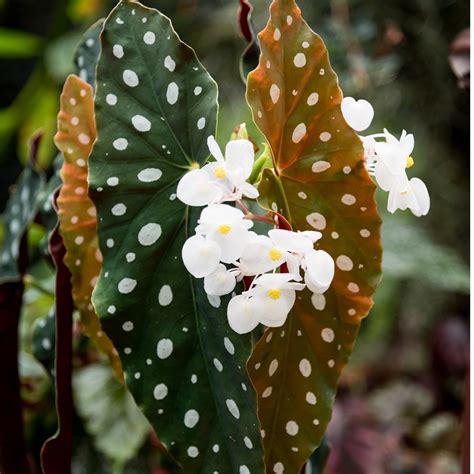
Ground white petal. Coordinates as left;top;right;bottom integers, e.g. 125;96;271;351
208;226;250;263
207;136;225;163
269;229;314;253
204;264;236;296
240;237;283;276
202;162;232;188
374;161;399;192
300;231;322;243
238;181;259;199
227;295;263;334
284;253;302;280
374;142;407;175
199;203;245;223
409;177;430;216
225;139;255;184
182;235;221;278
341;97;374;132
387;176;417;214
252;272;296;288
399;130;415;157
258;291;295;327
304;249;335;293
177;169;221;206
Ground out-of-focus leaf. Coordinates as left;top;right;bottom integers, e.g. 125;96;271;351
0;28;43;57
31;305;56;374
73;364;150;465
88;2;264;472
19;351;50;403
246;0;382;470
382;218;469;293
0;136;45;283
74;19;104;87
18;86;59;168
44;32;83;83
55;74;122;380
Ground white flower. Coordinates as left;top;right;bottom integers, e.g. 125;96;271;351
367;129;430;217
239;229;321;277
374;129;414;185
341;97;375;132
182;234;221;278
205;136;259;200
387;176;430;216
303;249;335;294
243;273;304;328
176;137;259;207
195;204;253;263
204;264;237;296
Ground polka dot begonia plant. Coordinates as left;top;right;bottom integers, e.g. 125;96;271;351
6;0;430;472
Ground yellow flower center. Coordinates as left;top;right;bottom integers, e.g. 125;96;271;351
268;248;282;261
406;156;414;169
214;167;226;179
267;288;281;300
218;224;231;235
190;162;200;170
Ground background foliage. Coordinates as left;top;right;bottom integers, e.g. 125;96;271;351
0;0;468;472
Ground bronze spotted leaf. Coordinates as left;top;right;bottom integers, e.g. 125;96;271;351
246;0;383;471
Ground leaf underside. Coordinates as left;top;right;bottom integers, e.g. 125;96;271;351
89;1;264;472
246;0;382;472
55;74;123;380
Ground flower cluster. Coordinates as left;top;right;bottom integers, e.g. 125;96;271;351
341;97;430;217
177;137;335;334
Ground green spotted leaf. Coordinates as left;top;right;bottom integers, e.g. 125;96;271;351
88;2;264;472
0;143;45;283
246;0;383;471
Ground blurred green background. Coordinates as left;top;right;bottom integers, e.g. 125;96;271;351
0;0;469;473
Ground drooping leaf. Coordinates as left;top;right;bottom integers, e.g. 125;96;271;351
55;74;123;381
73;363;150;465
246;0;382;471
74;19;104;88
41;224;74;474
88;2;264;473
0;136;45;283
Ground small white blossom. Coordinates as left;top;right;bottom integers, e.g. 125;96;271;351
176;137;259;207
195;204;253;263
227;273;304;333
